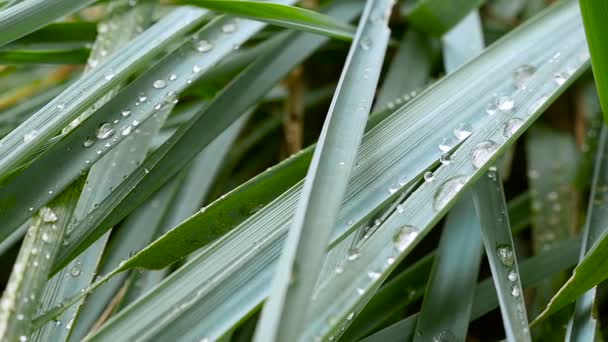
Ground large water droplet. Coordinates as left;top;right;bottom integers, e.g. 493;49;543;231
70;267;81;277
511;284;521;297
347;248;360;261
439;153;452;165
196;40;213;53
153;80;166;89
512;64;536;89
508;270;518;282
83;138;94;147
23;130;39;144
553;72;567;86
503;118;524;138
471;140;499;169
222;23;237;33
424;171;435;182
433;176;468;210
393;225;418;252
438;137;454;152
96;123;115;140
496;244;515;267
453;122;473;140
121;109;131;117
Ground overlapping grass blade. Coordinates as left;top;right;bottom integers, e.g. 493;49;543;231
0;6;208;233
254;0;392;339
0;48;90;64
566;125;608;341
414;11;484;342
0;0;97;47
179;0;355;41
32;2;591;340
10;22;96;46
362;239;580;341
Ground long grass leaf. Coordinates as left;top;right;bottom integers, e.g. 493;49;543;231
403;0;484;36
254;1;392;339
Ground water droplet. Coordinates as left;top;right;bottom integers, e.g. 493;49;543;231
346;312;355;320
347;248;360;261
83;138;95;147
496;244;515;267
439;153;452;165
396;204;405;214
138;94;148;102
133;120;140;127
221;23;237;33
503;118;524;138
433;176;468;210
471;140;499;169
388;184;400;194
192;65;201;73
496;96;515;112
393;225;418;252
104;73;114;81
335;265;344;274
367;270;381;280
359;37;372;50
23;130;39;144
70;267;81;277
169;74;177;81
195;40;213;53
96;123;115;140
553;72;567;86
508;270;518;282
42;232;50;242
453;122;473;140
16;314;24;320
57;103;65;110
511;284;521;297
40;207;58;223
121;109;131;117
19;336;27;342
512;64;536;89
386;256;395;265
153;80;166;89
122;126;132;136
424;171;435;182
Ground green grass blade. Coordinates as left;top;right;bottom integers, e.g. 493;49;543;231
362;239;580;342
579;0;608;123
533;125;608;326
179;0;355;41
254;0;392;339
10;22;96;46
403;0;484;36
473;170;531;342
566;125;608;342
0;0;97;47
0;48;90;64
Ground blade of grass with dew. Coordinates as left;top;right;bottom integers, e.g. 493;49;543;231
401;0;484;37
473;170;531;342
362;238;581;342
343;191;532;341
0;3;294;248
0;6;207;182
254;0;392;339
49;0;347;272
372;29;433;112
303;3;590;340
178;0;356;41
36;2;590;338
0;185;81;341
579;0;608;123
566;125;608;342
414;11;484;342
0;0;98;47
30;3;161;341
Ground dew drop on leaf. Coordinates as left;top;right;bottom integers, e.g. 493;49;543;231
496;244;515;267
152;80;166;89
96;123;115;140
196;40;213;52
40;207;58;223
471;140;499;169
503;118;524;138
393;225;418;252
433;176;468;211
453;122;473;140
512;64;536;89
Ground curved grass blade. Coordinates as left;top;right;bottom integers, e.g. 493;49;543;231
179;0;355;41
362;238;581;341
402;0;484;37
254;0;392;339
0;0;97;48
473;170;531;342
11;22;97;46
566;125;608;342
